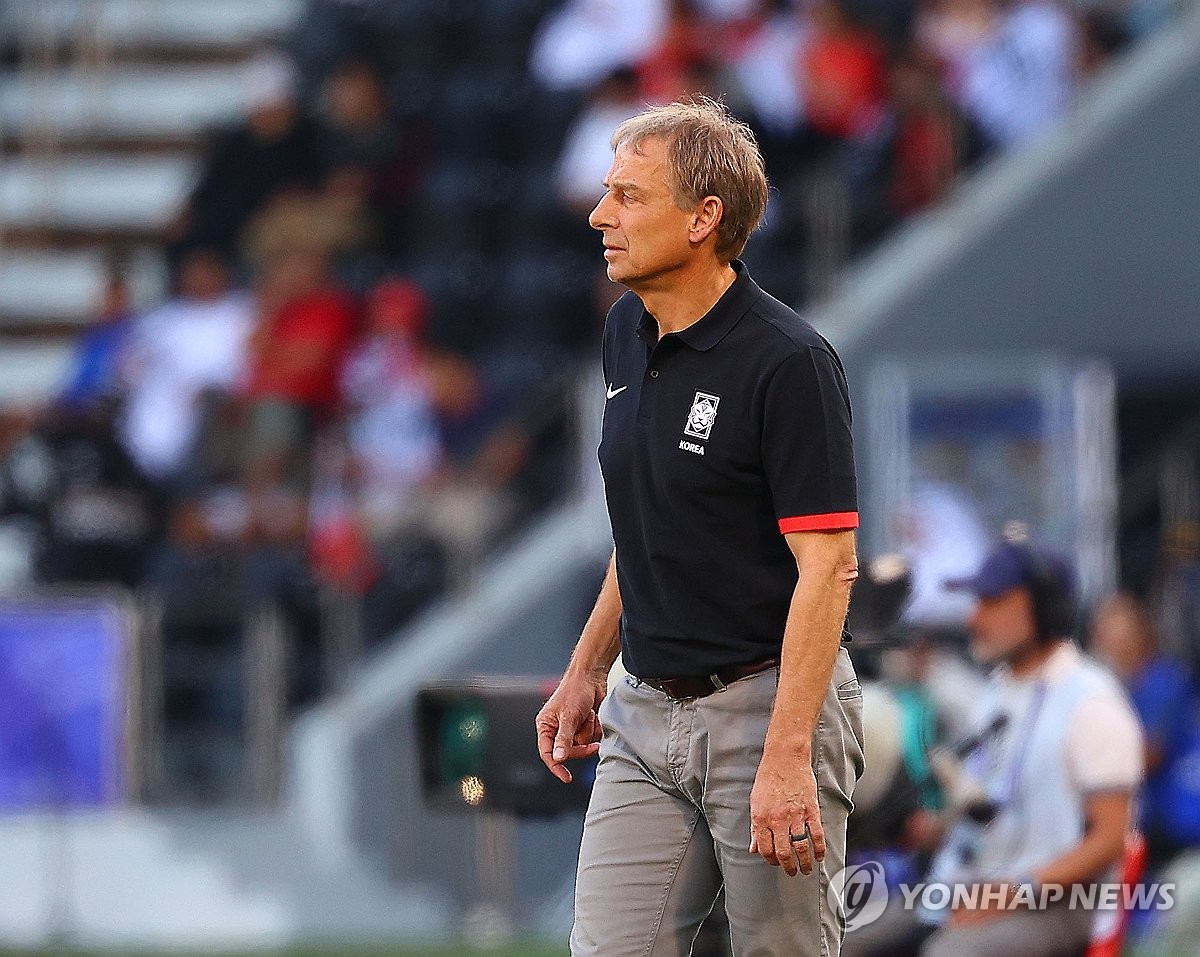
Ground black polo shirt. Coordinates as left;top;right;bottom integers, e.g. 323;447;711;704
598;261;858;679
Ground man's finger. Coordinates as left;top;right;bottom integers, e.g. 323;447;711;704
807;814;827;863
754;827;782;868
789;825;813;875
537;713;574;782
574;711;599;746
553;713;584;762
768;829;796;877
559;742;600;761
537;735;571;782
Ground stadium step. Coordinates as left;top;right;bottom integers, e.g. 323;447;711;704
0;246;167;326
0;67;251;143
0;339;75;407
0;153;196;232
0;0;302;56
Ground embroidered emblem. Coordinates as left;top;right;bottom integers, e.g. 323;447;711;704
683;391;720;440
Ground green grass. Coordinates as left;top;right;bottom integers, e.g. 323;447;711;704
0;946;564;957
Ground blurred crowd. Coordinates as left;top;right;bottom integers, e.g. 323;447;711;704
0;0;1183;799
539;0;1164;297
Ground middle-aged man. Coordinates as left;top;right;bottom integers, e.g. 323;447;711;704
915;535;1144;957
536;98;865;957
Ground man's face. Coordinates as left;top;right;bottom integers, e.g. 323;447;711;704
588;137;698;288
967;587;1039;666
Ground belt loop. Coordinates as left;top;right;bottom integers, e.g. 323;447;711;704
709;673;727;693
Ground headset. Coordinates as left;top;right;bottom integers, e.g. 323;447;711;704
1008;540;1075;643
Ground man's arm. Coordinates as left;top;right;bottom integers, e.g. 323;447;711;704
536;550;623;783
950;791;1133;926
749;528;858;876
1030;790;1133;888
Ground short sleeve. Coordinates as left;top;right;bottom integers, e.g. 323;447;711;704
1065;692;1144;794
761;346;858;534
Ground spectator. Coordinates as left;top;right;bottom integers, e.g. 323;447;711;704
802;0;889;144
554;68;643;216
317;58;429;247
117;248;254;486
1090;592;1200;866
58;257;137;414
171;51;322;258
241;243;356;491
955;0;1079;150
340;278;442;534
887;48;960;217
635;0;713;104
728;0;812;143
530;0;669;91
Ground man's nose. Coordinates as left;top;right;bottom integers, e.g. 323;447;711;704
589;194;615;231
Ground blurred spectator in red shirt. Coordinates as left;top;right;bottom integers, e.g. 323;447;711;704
636;0;713;104
802;0;889;142
888;48;960;217
242;245;356;490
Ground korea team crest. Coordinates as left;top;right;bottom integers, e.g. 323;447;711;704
683;391;720;440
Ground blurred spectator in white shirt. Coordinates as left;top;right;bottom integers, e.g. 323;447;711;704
530;0;669;91
118;249;253;483
730;0;812;139
555;68;643;215
957;0;1079;149
340;278;442;533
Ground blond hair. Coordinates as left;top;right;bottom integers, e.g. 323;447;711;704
611;97;768;262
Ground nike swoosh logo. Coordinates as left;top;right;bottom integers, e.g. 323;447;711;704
606;384;628;399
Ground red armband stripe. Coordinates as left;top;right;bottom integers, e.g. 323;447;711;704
778;512;860;533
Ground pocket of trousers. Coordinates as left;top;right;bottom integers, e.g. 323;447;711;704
835;678;862;701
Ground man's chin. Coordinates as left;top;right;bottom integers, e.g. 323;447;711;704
605;263;631;285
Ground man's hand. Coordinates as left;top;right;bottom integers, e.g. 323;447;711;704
536;673;606;783
947;882;1023;927
749;750;825;876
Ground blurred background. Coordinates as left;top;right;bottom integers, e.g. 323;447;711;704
1;0;1199;954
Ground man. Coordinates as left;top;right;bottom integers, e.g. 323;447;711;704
536;98;864;957
913;535;1143;957
118;247;254;485
1089;593;1198;868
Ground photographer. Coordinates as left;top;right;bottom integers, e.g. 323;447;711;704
921;535;1143;956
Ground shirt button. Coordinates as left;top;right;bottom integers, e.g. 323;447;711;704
649;370;659;378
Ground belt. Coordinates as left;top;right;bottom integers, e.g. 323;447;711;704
638;657;779;700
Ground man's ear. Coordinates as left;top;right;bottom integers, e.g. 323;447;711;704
689;196;724;246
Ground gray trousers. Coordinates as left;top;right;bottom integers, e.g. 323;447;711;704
840;891;1095;957
572;646;865;957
